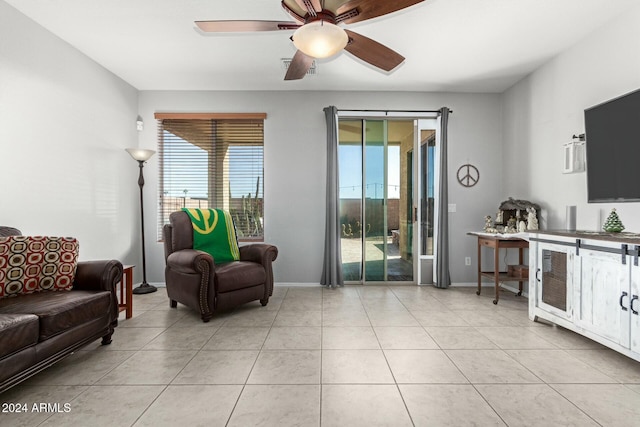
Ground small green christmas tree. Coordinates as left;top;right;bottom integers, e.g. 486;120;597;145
603;208;625;232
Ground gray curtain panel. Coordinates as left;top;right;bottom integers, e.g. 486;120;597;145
435;107;452;288
321;106;343;288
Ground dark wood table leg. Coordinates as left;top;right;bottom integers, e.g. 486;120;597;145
119;274;125;314
476;238;482;295
493;241;500;304
518;247;524;296
125;267;133;319
118;265;134;319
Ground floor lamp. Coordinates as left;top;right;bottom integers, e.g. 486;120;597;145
126;148;157;294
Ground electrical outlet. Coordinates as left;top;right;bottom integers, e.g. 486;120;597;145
465;257;471;266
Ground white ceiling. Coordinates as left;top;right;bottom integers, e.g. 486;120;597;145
5;0;638;92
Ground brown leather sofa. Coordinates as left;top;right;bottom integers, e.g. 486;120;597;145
0;228;122;393
0;226;21;237
163;211;278;322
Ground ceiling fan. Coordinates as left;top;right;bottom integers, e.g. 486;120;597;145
195;0;425;80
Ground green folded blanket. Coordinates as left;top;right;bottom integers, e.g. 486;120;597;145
182;208;240;263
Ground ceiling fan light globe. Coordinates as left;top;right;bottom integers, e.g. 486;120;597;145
292;21;348;59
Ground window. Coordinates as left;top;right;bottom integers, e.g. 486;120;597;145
155;113;266;241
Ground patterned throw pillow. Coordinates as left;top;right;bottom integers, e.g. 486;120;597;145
0;236;79;298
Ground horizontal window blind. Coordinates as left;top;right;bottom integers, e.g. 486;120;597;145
157;116;264;242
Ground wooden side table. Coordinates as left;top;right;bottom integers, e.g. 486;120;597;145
468;233;529;304
119;265;134;319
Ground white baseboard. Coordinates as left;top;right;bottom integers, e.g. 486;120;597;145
426;281;530;298
274;282;320;287
449;282;477;287
273;282;528;296
153;282;316;289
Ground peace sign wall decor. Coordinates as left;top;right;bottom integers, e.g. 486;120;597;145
456;164;479;188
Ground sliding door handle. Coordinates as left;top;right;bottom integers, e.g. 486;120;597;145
620;291;629;311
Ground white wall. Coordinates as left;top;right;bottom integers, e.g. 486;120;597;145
502;5;640;232
138;91;503;284
0;1;506;286
0;2;140;264
5;1;638;288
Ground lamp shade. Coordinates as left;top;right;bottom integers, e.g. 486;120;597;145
126;148;155;162
292;21;348;59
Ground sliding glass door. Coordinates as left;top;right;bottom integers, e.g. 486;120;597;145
364;120;387;281
339;116;437;284
339;120;364;281
418;122;437;284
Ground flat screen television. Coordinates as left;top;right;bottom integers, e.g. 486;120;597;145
585;88;640;203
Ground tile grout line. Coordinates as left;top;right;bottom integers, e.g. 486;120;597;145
223;287;289;426
361;286;417;426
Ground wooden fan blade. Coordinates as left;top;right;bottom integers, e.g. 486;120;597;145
281;1;306;23
284;50;314;80
344;30;404;72
337;0;424;25
292;0;322;14
195;20;300;32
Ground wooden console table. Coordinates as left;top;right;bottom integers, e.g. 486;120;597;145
468;232;529;304
119;265;134;319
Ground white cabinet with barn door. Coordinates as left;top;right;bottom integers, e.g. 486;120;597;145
529;238;575;324
574;246;630;348
529;231;640;362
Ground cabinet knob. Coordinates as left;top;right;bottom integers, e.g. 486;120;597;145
619;291;629;311
631;295;639;315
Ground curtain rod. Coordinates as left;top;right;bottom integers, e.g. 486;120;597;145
336;108;452;114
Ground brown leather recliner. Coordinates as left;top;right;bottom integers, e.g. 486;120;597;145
163;211;278;322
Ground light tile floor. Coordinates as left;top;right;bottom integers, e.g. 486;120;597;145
3;285;640;426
